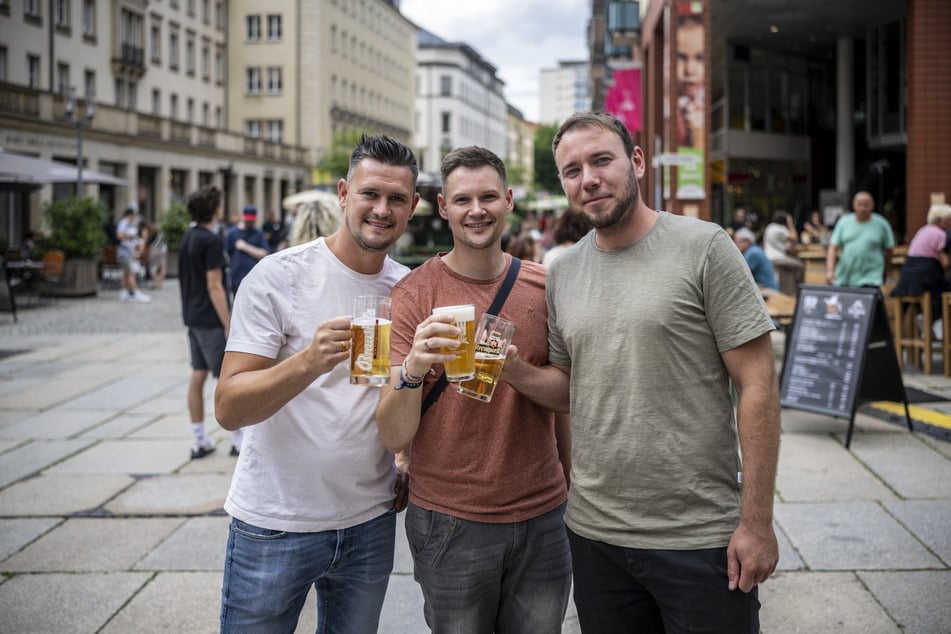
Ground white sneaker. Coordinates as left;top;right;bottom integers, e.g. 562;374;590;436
119;290;133;302
132;290;152;303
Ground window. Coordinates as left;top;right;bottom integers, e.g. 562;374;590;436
115;78;125;107
246;67;261;94
201;0;209;23
119;8;144;66
0;47;6;82
246;15;261;41
185;34;195;74
440;75;451;96
215;1;223;30
151;23;161;63
127;80;136;110
245;119;260;137
201;43;209;80
331;25;337;53
169;30;179;69
202;102;209;125
215;106;222;129
214;48;223;83
267;14;281;41
152;88;160;114
441;111;451;133
186;97;193;122
84;69;95;97
266;67;282;94
266;120;283;143
24;0;39;18
54;0;69;27
82;0;95;37
27;54;40;88
170;93;178;119
186;0;194;16
56;63;69;94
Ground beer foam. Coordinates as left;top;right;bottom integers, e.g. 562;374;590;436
352;317;392;326
432;304;475;321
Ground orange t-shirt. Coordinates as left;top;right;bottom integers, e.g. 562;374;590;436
390;254;567;523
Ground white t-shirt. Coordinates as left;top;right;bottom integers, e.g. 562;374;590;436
223;237;409;532
763;223;790;260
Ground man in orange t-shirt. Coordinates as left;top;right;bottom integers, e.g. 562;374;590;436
376;146;571;632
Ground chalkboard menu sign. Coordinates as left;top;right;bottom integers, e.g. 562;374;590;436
780;285;910;447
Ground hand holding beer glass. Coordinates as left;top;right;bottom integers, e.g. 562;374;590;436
457;314;515;402
350;295;392;386
430;304;476;381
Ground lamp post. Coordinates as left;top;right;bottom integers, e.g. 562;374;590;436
64;87;95;195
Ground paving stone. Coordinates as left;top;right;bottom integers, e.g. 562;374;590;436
101;571;219;633
0;363;131;410
0;518;61;561
178;442;240;474
858;570;951;634
130;413;205;439
0;439;93;488
135;516;230;571
776;434;895;502
759;571;900;633
921;434;951;459
0;438;26;455
62;374;184;411
44;439;190;475
379;574;427;633
0;517;183;572
104;473;232;515
0;474;134;516
77;412;157;439
0;572;151;633
775;520;805;571
848;434;951;498
0;409;109;439
774;501;944;570
883;499;951;565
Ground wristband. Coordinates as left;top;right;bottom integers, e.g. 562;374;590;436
394;360;427;390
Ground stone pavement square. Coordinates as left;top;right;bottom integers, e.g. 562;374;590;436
858;570;951;634
0;439;93;488
44;439;190;475
848;433;951;498
0;474;134;515
774;501;945;570
134;516;230;571
0;518;61;560
0;571;152;633
775;433;897;501
0;409;109;439
100;571;220;634
0;517;183;572
882;499;951;564
77;412;156;439
104;473;233;515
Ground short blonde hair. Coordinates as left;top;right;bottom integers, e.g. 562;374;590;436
290;200;340;246
927;203;951;225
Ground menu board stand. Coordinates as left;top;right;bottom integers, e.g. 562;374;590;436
779;285;913;448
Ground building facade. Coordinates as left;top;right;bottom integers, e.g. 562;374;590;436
614;0;949;242
412;28;507;174
538;60;591;125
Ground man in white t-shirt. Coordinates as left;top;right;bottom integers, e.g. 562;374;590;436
214;135;420;632
115;205;151;303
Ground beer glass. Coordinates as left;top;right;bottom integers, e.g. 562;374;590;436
350;295;392;386
431;304;476;381
457;314;515;402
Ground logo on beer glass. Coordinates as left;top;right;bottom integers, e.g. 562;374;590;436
458;314;515;403
351;296;392;386
355;322;376;372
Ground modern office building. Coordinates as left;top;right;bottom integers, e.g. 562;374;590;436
595;0;949;241
539;60;591;125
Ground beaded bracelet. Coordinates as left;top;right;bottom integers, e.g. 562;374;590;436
394;360;427;390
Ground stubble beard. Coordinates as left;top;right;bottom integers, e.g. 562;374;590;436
346;213;396;253
579;169;640;230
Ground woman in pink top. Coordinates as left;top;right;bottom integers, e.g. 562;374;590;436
891;203;951;319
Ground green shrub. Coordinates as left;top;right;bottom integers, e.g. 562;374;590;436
42;196;107;260
159;202;190;251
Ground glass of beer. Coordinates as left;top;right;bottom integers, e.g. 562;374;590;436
457;314;515;402
431;304;476;381
350;295;392;386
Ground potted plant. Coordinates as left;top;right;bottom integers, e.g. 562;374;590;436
158;201;190;278
41;196;107;296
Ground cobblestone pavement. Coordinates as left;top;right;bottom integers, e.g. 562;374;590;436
1;280;183;336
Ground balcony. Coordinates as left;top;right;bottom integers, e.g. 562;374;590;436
112;44;146;78
0;82;40;117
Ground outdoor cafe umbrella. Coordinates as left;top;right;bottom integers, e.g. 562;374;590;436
281;189;433;216
0;151;129;187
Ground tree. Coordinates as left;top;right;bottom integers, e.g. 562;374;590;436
533;123;560;194
317;130;365;180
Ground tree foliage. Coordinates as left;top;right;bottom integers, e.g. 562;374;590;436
317;130;365;180
159;202;190;251
533;123;560;194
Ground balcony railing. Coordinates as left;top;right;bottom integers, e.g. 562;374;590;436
0;82;40;117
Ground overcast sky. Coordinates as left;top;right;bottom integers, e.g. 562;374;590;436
398;1;589;122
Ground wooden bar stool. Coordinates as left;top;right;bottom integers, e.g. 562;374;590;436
890;292;936;374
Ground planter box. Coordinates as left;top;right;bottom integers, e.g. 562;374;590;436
49;259;99;297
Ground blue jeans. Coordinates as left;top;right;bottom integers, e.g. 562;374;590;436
405;501;571;634
220;511;395;634
567;528;761;633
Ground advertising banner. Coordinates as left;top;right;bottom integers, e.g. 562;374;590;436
675;1;705;200
605;68;642;133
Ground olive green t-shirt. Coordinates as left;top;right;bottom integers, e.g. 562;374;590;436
547;212;774;549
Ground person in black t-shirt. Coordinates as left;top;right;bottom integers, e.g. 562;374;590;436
179;185;243;458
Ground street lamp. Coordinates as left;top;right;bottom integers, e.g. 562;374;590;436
64;87;95;194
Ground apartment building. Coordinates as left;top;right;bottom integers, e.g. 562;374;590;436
228;0;416;177
413;28;508;174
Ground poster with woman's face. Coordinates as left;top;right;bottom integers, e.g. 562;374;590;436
675;1;705;200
